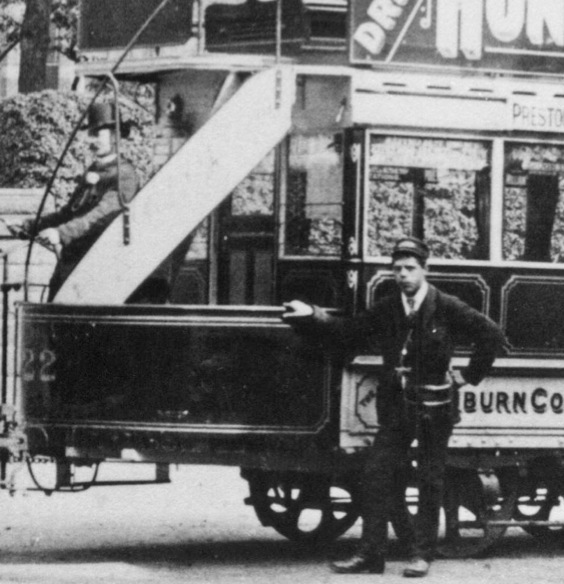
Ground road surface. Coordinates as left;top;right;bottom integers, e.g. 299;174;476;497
0;463;562;583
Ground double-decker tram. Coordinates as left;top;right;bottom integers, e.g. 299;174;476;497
5;0;564;556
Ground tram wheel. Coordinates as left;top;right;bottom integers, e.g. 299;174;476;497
513;479;564;540
26;457;99;494
243;470;360;545
437;467;519;559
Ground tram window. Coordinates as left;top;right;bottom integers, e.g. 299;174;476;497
282;133;343;256
231;150;274;216
186;219;209;260
503;143;564;262
366;136;491;260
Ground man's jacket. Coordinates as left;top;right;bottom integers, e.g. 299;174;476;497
296;284;505;427
32;156;138;297
37;156;138;261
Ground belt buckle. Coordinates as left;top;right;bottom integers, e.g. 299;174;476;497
395;366;412;390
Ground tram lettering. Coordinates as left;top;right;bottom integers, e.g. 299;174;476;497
495;391;510;414
21;347;57;383
480;391;494;413
461;389;564;415
486;0;525;43
353;0;408;55
22;348;35;382
532;387;548;414
527;0;564;46
437;0;483;59
39;349;56;382
437;0;564;60
551;392;564;414
463;391;476;413
360;387;377;406
513;391;527;413
512;103;564;130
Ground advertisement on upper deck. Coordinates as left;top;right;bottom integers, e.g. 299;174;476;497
350;0;564;75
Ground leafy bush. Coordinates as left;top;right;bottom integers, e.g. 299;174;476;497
0;89;156;208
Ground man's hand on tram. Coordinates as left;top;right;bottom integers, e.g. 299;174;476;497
37;228;62;257
283;300;314;320
1;218;33;240
451;369;467;391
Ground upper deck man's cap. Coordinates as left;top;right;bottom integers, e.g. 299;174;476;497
83;103;118;132
391;237;429;262
82;102;132;138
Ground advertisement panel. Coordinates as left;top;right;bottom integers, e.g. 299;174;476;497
341;359;564;450
351;0;564;75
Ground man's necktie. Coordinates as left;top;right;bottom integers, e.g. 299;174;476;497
399;299;416;388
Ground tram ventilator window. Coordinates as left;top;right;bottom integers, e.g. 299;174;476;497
503;143;564;263
366;136;491;260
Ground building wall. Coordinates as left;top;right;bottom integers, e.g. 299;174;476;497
0;44;75;100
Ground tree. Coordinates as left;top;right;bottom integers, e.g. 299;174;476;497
0;0;78;93
51;0;79;61
0;0;23;44
18;0;52;93
0;90;156;198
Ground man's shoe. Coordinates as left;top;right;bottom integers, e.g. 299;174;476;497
402;557;430;577
331;553;385;574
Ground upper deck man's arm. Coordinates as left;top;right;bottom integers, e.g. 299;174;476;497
58;165;138;245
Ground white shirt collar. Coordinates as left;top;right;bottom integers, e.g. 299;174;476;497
402;281;429;315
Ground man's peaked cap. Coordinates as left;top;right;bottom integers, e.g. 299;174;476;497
391;236;429;262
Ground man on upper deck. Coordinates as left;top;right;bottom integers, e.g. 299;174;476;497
17;102;175;303
284;236;505;577
19;102;139;301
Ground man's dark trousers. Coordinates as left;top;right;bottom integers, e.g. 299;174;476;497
360;400;453;561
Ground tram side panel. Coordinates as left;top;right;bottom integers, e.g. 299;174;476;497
16;304;340;470
341;358;564;454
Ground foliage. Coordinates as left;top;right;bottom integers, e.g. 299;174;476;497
503;144;564;262
307;216;342;256
0;0;23;45
368;177;413;257
51;0;79;61
0;0;79;62
423;170;480;259
232;173;274;215
367;170;481;260
0;90;156;206
284;134;343;257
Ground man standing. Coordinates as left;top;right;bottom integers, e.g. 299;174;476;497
284;236;505;577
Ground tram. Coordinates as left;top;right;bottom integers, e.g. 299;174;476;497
4;0;564;557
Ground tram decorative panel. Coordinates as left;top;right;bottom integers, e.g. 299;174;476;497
79;0;194;50
366;271;489;314
170;264;207;305
502;276;564;354
280;268;340;307
19;305;331;434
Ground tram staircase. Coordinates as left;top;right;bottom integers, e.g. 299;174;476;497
53;67;296;304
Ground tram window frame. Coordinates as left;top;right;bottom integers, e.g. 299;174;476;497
502;140;564;265
364;132;492;264
279;132;344;260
